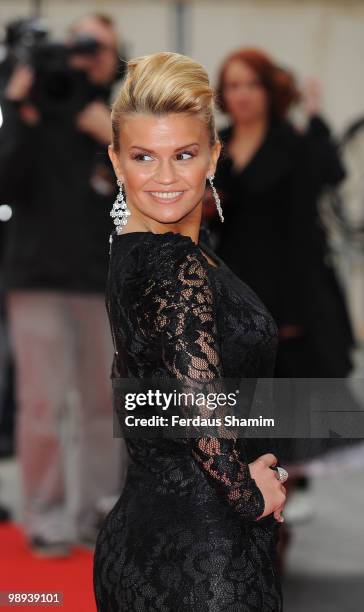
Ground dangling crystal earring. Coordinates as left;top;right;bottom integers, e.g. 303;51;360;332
109;179;131;253
111;178;131;232
208;175;224;222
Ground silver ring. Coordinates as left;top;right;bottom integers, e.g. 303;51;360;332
277;467;288;483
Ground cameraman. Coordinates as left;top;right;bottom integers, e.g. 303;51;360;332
0;13;126;556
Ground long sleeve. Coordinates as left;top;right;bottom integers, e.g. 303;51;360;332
306;114;346;189
134;232;265;521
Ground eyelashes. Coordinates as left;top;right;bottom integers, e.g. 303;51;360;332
176;151;196;161
131;151;196;162
131;153;153;162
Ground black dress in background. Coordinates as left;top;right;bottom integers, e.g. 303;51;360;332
212;121;312;341
211;119;354;378
210;120;359;465
93;231;283;611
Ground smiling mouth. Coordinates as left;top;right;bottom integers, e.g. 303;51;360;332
149;191;185;200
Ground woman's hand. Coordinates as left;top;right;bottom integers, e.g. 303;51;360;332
301;76;322;118
248;453;287;522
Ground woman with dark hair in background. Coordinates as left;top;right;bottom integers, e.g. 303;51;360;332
209;47;355;381
205;47;358;569
210;48;313;378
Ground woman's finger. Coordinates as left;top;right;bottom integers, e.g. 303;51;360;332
274;504;285;522
260;453;278;468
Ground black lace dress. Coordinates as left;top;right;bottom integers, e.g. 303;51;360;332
93;230;283;611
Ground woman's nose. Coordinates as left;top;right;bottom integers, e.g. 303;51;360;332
154;159;178;184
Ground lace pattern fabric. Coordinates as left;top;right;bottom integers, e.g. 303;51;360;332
94;231;282;611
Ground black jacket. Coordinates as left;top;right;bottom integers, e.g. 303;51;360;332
211;117;354;376
212;119;315;329
0;95;116;293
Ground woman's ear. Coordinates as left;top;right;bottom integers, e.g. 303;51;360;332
207;140;222;178
108;144;124;182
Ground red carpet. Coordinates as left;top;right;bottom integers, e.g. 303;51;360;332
0;523;96;611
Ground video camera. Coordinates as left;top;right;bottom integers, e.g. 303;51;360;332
0;17;124;117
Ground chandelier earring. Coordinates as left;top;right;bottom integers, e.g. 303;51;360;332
109;178;131;253
110;178;131;233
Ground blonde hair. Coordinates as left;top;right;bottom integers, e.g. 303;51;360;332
111;51;218;151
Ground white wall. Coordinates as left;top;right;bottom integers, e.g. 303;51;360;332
1;0;364;133
191;1;364;133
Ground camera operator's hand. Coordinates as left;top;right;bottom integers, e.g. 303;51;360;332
4;64;40;126
5;64;34;102
75;101;112;145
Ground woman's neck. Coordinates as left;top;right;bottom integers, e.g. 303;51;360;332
122;201;203;246
227;117;269;171
232;117;268;142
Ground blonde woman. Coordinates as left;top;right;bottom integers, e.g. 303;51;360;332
93;52;287;611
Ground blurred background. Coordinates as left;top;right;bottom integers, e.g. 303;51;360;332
2;0;364;127
0;1;363;611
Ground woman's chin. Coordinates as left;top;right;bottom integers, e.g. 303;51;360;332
144;207;194;225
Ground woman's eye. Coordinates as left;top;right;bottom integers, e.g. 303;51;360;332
176;151;194;161
134;153;154;162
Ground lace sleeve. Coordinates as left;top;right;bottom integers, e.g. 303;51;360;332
138;232;265;521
